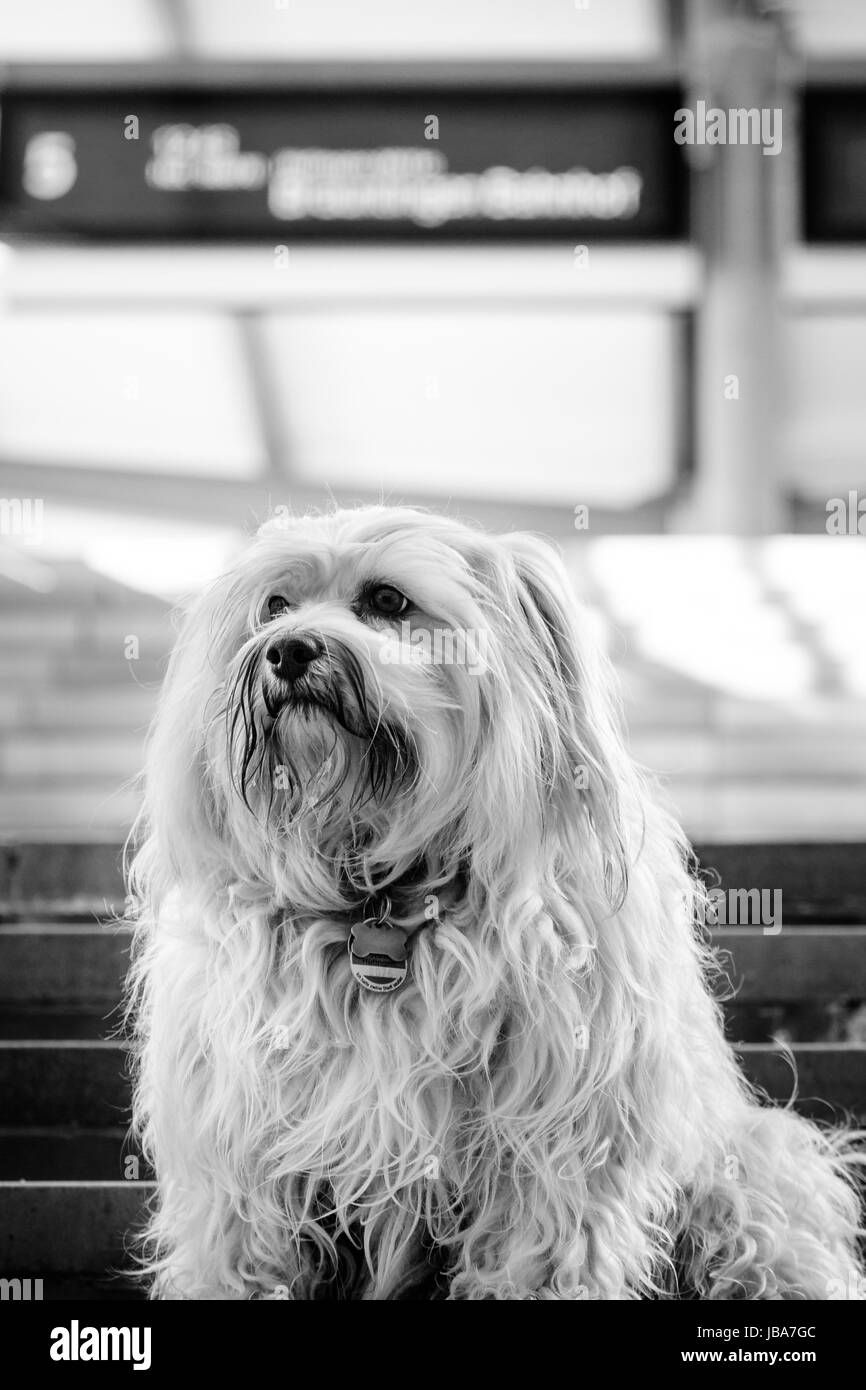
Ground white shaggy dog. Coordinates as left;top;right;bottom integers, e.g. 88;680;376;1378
126;505;863;1300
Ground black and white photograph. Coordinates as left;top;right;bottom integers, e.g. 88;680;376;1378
0;0;864;1354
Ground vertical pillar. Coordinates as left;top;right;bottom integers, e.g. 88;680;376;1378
678;0;789;534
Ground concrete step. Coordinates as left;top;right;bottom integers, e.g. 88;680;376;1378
0;1042;130;1127
4;773;866;842
1;840;863;920
0;1180;151;1275
668;782;866;842
0;735;143;780
0;651;55;685
716;928;866;1001
0;655;167;689
0;785;140;837
5;779;863;841
0;1055;860;1278
0;1007;119;1040
693;843;866;925
0;690;22;724
11;687;157;732
3;920;864;1013
15;1274;147;1300
714;697;866;732
0;612;82;646
633;731;866;779
62;655;168;687
0;1128;149;1181
2;1037;861;1129
2;1273;147;1299
737;1042;866;1121
0;924;130;1004
0;843;124;912
0;611;172;650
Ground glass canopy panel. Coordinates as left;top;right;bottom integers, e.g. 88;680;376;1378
184;0;668;61
781;316;866;498
0;0;170;60
0;310;266;476
262;307;679;506
792;0;866;55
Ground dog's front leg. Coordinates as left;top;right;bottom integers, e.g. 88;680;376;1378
129;912;311;1300
443;1163;653;1301
675;1106;864;1301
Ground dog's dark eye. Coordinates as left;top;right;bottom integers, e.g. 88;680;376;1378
367;584;410;618
266;595;291;620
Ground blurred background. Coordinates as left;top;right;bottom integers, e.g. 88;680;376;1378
0;0;864;845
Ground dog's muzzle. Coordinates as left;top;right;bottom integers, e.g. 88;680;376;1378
263;632;323;716
265;633;322;685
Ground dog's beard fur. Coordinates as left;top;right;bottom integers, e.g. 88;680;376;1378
223;635;416;840
125;507;864;1301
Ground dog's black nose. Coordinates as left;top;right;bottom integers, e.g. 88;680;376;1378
265;634;323;683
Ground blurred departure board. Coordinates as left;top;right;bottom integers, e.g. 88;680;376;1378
0;85;687;240
803;87;866;242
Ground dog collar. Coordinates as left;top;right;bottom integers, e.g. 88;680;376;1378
347;895;426;995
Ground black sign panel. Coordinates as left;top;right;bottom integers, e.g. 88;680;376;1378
803;87;866;242
0;86;686;240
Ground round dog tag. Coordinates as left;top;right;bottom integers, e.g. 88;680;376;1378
348;915;409;994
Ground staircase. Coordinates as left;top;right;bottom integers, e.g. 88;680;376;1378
0;843;149;1299
0;561;166;1297
0;559;172;839
0;840;863;1299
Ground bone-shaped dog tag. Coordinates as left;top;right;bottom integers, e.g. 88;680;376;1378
348;916;409;994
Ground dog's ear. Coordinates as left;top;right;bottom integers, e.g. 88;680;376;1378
131;559;254;905
498;532;630;903
499;532;581;713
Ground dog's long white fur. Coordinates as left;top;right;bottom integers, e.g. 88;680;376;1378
125;506;863;1299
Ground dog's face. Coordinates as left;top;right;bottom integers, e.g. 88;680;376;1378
228;510;492;823
149;507;625;904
